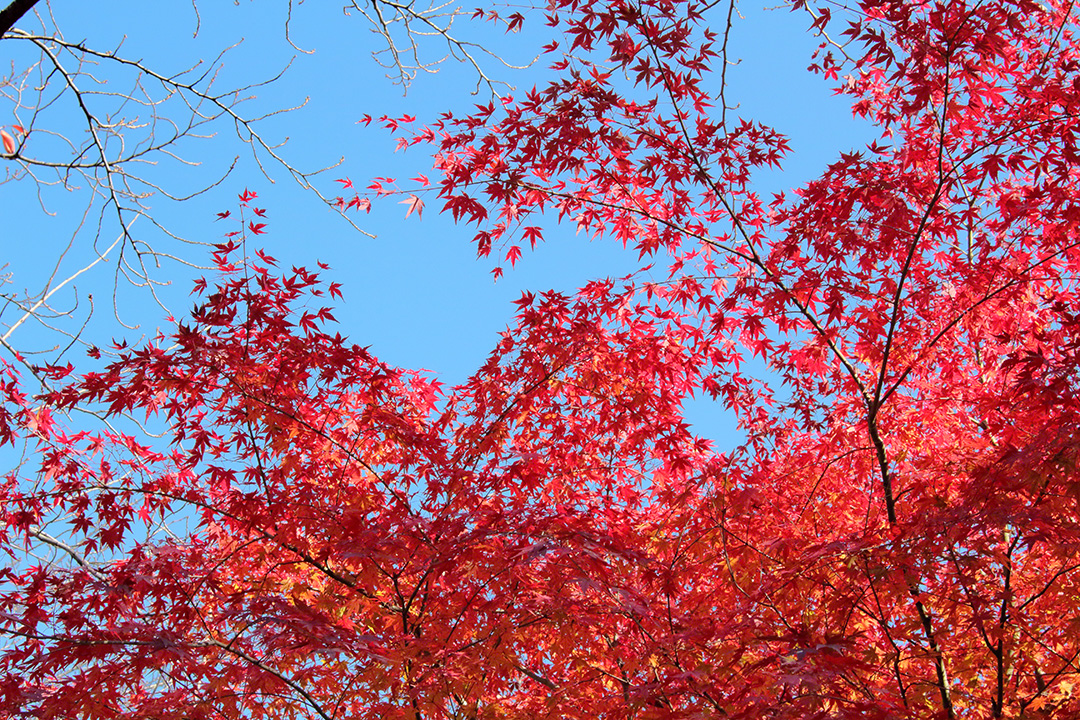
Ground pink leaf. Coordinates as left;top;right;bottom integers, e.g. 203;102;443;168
400;194;425;220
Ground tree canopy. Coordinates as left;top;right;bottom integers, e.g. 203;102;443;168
4;0;1080;718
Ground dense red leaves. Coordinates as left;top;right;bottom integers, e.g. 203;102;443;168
5;0;1080;718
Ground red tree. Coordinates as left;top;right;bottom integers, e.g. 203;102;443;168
5;0;1080;717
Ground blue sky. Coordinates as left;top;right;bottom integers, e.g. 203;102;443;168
2;0;875;448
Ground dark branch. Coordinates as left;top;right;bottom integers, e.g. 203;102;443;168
0;0;40;37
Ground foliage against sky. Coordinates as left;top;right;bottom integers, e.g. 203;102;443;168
0;0;862;407
4;0;1080;718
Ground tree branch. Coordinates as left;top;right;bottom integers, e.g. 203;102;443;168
0;0;40;37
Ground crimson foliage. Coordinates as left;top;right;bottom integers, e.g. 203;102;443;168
5;0;1080;717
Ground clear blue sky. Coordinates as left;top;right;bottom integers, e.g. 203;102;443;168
2;0;874;448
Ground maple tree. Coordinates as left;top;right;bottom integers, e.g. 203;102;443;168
5;0;1080;717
